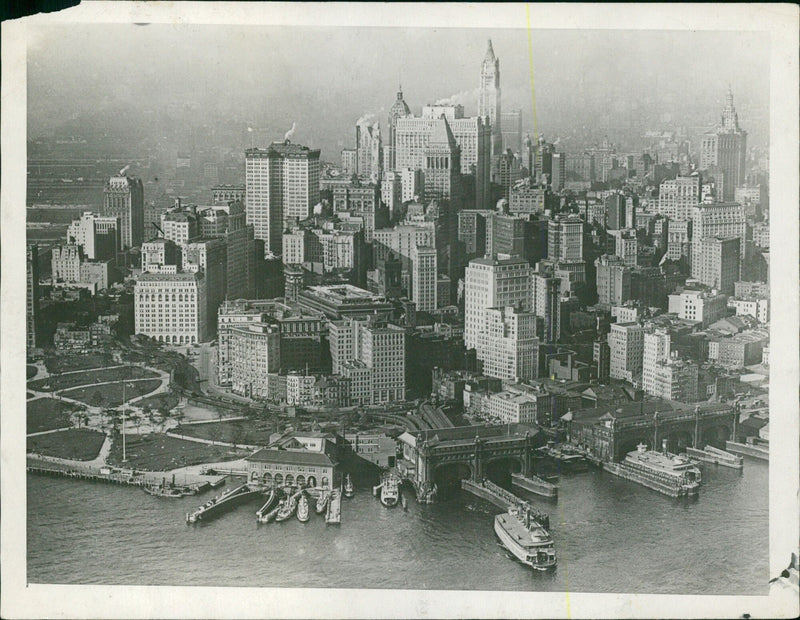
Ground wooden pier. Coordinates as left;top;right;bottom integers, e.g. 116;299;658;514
725;440;769;461
511;473;558;498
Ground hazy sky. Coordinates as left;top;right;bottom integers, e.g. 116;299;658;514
27;24;770;156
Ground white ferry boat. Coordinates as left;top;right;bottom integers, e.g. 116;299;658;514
494;505;556;570
605;442;701;497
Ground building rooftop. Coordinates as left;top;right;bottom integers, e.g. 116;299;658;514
246;448;334;467
305;284;385;303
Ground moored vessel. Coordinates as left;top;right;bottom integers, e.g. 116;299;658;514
494;504;556;570
374;470;401;507
275;495;297;522
343;474;355;498
604;441;701;497
315;491;330;514
296;493;310;522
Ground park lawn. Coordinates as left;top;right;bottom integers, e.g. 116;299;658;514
29;366;159;392
44;352;114;375
27;397;77;434
27;365;38;379
61;378;163;407
174;420;273;447
106;433;249;471
136;391;180;413
27;428;106;460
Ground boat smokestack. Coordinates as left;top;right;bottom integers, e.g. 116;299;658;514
662;438;669;456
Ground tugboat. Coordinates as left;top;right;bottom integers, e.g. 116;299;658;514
315;490;330;515
494;504;557;570
343;474;355;498
274;494;297;522
296;492;310;522
144;483;183;498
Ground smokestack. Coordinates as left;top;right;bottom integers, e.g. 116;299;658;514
119;164;130;176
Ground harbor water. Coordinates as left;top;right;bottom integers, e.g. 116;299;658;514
27;459;768;594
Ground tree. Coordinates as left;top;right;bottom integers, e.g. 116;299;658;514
93;390;105;408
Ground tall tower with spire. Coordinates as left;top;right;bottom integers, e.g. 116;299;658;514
700;87;747;202
478;39;502;165
386;85;412;172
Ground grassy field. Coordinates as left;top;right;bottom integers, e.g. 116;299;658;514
27;428;106;460
27;397;77;434
174;420;274;447
44;352;114;374
136;391;180;413
106;434;248;471
29;366;158;392
27;365;38;379
61;378;163;407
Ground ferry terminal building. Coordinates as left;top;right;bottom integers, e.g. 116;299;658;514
246;448;336;489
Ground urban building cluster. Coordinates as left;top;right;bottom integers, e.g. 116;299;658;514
26;40;769;441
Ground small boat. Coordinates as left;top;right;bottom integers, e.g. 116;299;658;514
343;474;355;498
296;493;310;522
275;495;297;522
143;484;183;498
315;491;330;514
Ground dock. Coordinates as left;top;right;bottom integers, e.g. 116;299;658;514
511;473;558;498
186;483;263;523
326;488;342;524
685;445;743;469
462;479;550;529
27;459;227;489
725;440;769;461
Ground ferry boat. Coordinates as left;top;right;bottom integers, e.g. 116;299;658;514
343;474;355;498
494;505;557;570
378;471;400;508
605;442;701;497
296;493;310;522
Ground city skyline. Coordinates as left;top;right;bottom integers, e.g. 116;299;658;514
27;25;771;159
5;4;799;620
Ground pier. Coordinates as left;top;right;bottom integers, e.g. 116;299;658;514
725;440;769;461
511;473;558;499
27;459;226;489
461;479;523;511
186;483;263;523
326;488;342;524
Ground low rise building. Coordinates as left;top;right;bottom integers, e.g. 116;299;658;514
245;449;336;489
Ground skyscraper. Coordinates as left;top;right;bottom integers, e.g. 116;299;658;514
658;174;701;221
386;86;413;172
356;121;382;183
690;202;746;279
464;254;531;353
697;236;741;294
103;175;143;250
245;141;321;256
500;109;522;154
67;211;120;261
480;306;538;382
478;39;502;164
547;215;583;261
412;245;437;312
423;115;461;202
700;88;747;202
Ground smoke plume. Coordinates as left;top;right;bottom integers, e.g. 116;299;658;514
284;122;296;141
119;164;130;175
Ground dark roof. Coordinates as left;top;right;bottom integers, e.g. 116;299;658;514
246;449;334;467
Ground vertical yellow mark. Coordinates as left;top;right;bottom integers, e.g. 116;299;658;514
525;4;539;139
